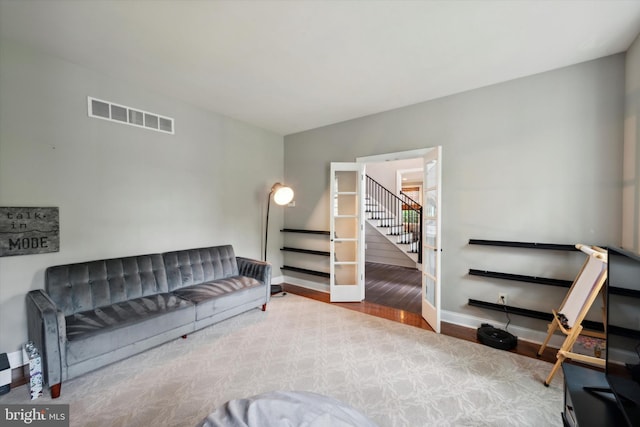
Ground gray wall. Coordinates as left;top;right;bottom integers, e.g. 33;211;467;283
365;223;416;268
284;55;624;334
623;33;640;252
0;39;284;352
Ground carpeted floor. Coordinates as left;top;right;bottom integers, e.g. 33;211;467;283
0;294;563;426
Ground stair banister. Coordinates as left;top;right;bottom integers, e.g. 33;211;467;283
365;175;423;264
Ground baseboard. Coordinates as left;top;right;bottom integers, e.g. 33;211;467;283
2;350;27;389
282;276;329;293
441;309;564;348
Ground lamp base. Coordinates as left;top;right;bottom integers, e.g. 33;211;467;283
271;284;284;295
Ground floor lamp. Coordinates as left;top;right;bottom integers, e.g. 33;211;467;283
264;182;294;295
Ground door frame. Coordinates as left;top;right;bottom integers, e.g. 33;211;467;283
356;147;442;332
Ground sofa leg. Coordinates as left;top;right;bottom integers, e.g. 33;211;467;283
51;383;61;399
262;303;267;311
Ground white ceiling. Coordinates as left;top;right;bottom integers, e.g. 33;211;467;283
1;0;640;136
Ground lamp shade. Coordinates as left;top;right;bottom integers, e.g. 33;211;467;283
272;183;294;206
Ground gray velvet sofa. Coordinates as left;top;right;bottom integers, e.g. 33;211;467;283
26;245;271;398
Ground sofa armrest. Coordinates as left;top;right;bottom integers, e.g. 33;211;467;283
26;290;63;387
236;257;272;300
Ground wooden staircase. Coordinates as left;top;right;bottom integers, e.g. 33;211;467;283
365;176;422;265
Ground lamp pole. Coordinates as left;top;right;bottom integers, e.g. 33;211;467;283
264;183;294;295
264;188;274;263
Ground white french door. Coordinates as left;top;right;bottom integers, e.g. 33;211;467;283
421;147;442;332
329;162;365;302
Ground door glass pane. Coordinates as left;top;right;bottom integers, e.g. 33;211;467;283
334;194;357;216
334;217;357;239
424;274;435;305
335;171;357;192
425;249;436;273
425;219;437;246
425;190;436;217
334;241;357;262
426;160;437;183
335;264;357;286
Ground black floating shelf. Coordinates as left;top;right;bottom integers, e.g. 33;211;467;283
281;265;330;278
281;247;330;257
281;229;330;235
468;299;604;332
469;298;552;321
469;239;579;251
610;286;640;299
469;269;573;288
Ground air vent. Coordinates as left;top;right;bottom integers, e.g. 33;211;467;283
87;97;174;134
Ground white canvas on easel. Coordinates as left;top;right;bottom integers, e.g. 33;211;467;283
559;247;607;328
537;244;608;386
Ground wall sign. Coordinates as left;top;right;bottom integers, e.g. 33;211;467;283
0;207;59;257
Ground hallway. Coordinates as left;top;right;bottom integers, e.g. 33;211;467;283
364;262;421;314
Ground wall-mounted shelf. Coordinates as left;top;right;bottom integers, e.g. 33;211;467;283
468;238;593;330
281;247;330;257
468;239;640;336
281;228;330;235
280;230;331;280
469;239;579;251
469;269;573;288
468;239;581;288
468;299;604;331
281;265;330;278
468;298;640;338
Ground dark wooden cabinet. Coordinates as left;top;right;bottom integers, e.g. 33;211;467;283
562;363;627;426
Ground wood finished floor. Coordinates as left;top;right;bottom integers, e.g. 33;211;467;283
364;262;421;314
281;283;560;365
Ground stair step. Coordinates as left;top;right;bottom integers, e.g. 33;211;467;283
397;235;416;244
365;191;420;262
367;213;389;219
398;242;420;252
377;219;401;226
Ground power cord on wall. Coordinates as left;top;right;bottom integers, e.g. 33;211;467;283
499;295;512;332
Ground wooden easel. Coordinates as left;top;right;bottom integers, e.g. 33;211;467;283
537;244;608;386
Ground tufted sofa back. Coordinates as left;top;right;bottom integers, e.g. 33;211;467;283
163;245;239;291
46;254;169;317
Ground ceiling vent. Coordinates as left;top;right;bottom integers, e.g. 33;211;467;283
87;97;174;135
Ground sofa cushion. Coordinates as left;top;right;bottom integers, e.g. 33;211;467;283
46;254;169;317
163;246;239;291
65;293;194;364
171;276;262;320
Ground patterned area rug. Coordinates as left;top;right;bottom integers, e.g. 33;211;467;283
0;294;563;426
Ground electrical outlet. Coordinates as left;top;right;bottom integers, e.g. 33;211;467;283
498;293;508;305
